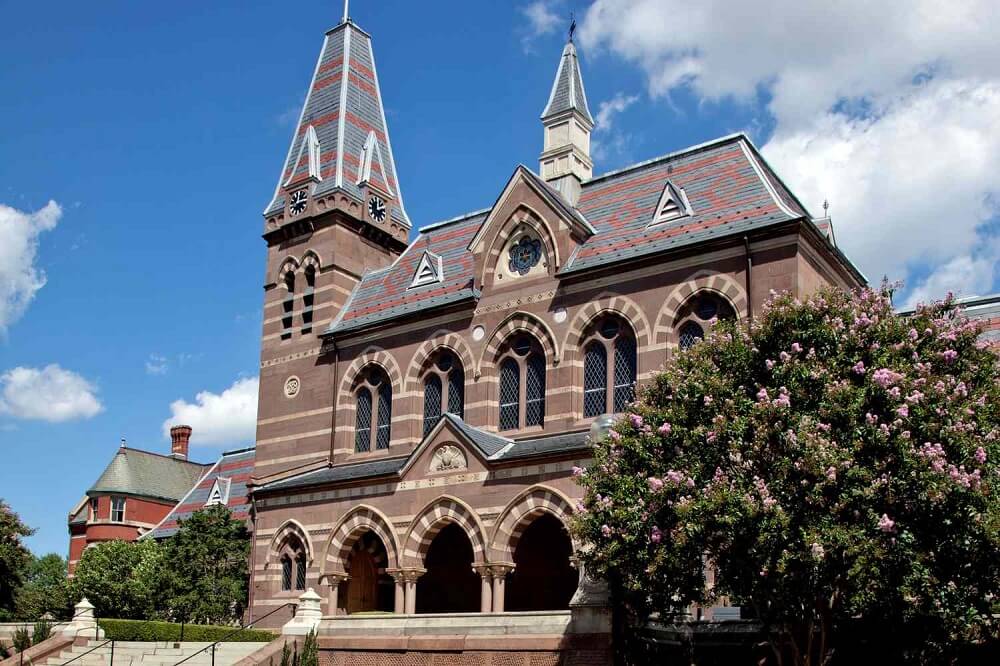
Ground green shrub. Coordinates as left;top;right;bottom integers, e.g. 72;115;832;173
299;630;317;666
32;619;52;644
98;618;275;642
0;641;11;660
12;626;31;652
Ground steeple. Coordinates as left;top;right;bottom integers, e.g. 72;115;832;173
539;37;593;206
263;14;410;241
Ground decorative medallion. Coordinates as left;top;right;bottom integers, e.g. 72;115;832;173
284;376;300;398
508;236;542;276
472;325;485;341
429;444;467;473
553;307;567;324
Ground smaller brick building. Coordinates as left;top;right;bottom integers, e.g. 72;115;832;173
67;426;209;574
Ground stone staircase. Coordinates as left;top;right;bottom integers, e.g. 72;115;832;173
40;641;269;666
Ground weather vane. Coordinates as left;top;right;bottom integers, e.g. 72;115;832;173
569;13;576;42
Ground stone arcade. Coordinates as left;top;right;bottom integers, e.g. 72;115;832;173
246;7;865;664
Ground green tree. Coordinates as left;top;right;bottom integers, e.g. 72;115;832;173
573;287;1000;664
71;539;161;620
14;553;73;620
0;499;34;620
157;504;250;625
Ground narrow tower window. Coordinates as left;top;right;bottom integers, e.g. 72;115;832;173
355;388;373;453
302;265;315;334
282;272;295;339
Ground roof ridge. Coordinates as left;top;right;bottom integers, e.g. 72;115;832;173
583;132;749;187
116;446;210;467
418;207;492;233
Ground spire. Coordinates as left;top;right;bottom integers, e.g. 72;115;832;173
264;18;410;233
539;36;594;206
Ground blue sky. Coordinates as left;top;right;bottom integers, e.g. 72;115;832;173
2;0;998;556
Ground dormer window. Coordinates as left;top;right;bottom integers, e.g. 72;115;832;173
650;181;693;227
410;251;443;289
205;478;231;507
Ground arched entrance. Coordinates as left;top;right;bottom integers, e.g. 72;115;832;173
416;523;480;613
506;514;578;611
344;531;393;614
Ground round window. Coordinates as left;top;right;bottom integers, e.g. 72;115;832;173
435;354;453;372
696;297;718;320
599;318;620;339
512;336;532;356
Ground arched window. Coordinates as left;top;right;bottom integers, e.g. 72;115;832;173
294;553;307;591
354;366;392;453
582;316;637;417
302;265;316;334
281;272;295;338
676;292;736;351
281;555;293;591
497;335;546;431
421;351;465;437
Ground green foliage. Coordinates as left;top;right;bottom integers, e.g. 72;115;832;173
0;499;35;619
0;640;10;659
71;539;162;620
279;641;293;666
11;627;31;653
573;287;1000;664
299;630;317;666
31;619;52;645
15;554;72;620
97;618;274;642
156;504;251;625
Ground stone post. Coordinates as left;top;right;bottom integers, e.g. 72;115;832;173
61;598;104;639
489;564;514;613
473;565;493;613
283;588;323;635
567;562;612;635
402;569;425;614
388;570;406;614
323;573;347;616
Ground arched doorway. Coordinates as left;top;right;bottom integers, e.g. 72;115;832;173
416;523;480;613
344;531;393;614
506;514;578;611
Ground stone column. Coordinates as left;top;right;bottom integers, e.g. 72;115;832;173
473;565;493;613
489;564;514;613
324;573;347;616
402;569;425;615
388;570;406;614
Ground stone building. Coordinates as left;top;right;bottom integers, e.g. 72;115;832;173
66;427;207;575
246;8;865;661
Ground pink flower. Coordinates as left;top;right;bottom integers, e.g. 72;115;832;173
647;477;664;492
601;524;612;537
780;351;791;363
866;412;878;425
810;542;825;560
896;404;909;418
853;361;866;375
766;359;775;370
941;349;958;363
629;413;644;428
650;526;662;544
572;466;586;477
975;447;987;464
706;431;717;443
825;467;837;481
908;328;919;341
756;387;769;402
658;422;672;436
791;342;802;354
878;514;896;533
704;395;713;406
609;430;621;442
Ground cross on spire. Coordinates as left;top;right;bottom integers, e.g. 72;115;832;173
568;13;576;42
342;0;349;23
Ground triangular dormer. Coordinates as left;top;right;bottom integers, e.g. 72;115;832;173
357;130;394;197
409;250;443;289
205;477;231;507
649;180;693;227
283;125;322;188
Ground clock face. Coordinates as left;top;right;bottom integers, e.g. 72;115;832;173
368;195;387;222
289;190;308;216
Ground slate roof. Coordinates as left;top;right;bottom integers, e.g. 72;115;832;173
497;430;590;460
439;413;512;457
145;447;255;539
259;457;408;492
325;133;816;337
264;20;409;228
542;41;593;125
87;447;209;504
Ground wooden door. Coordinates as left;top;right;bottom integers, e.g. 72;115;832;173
346;548;377;614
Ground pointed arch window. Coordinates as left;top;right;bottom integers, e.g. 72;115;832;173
302;264;316;334
355;388;373;453
498;335;546;431
281;272;295;338
675;292;736;351
294;553;307;591
354;366;392;453
421;351;465;437
376;381;392;450
582;316;637;417
281;555;293;591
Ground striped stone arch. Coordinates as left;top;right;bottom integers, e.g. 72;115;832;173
402;495;488;568
654;271;749;348
476;311;560;378
561;293;653;357
265;519;314;567
300;250;321;272
403;331;476;394
321;505;400;576
338;346;404;398
277;255;300;282
489;485;577;563
480;204;560;289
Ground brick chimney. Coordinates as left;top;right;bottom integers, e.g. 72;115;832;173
170;425;192;460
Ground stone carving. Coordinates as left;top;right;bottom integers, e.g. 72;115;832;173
430;444;466;473
284;376;300;398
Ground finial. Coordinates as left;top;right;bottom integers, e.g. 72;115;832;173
342;0;349;23
568;13;576;43
822;199;830;217
120;437;126;449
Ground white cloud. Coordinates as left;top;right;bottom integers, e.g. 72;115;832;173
145;354;169;375
162;376;259;447
0;201;62;333
592;92;640;161
519;1;562;52
579;0;1000;302
902;242;999;309
595;92;639;132
0;364;103;422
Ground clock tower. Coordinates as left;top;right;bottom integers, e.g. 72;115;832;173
254;11;410;480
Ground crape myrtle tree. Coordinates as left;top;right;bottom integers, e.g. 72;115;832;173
571;287;1000;665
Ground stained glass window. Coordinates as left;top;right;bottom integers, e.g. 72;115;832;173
448;366;465;419
583;342;607;418
376;381;392;450
525;353;546;426
614;336;637;412
499;358;520;431
355;388;372;452
508;236;542;276
281;556;292;591
295;554;307;591
423;375;442;437
679;321;704;350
